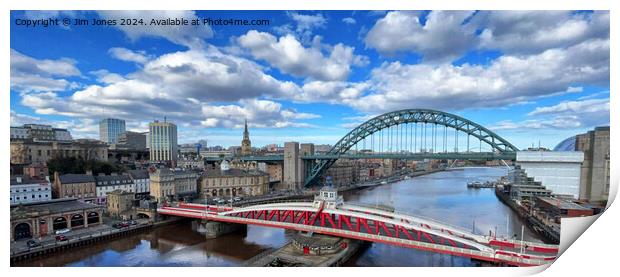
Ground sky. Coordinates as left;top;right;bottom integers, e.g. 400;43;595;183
9;10;610;149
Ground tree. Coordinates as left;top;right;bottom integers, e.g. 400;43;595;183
47;156;124;178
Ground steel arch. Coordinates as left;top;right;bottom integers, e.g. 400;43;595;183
305;109;518;186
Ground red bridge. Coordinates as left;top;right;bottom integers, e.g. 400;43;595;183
158;188;558;267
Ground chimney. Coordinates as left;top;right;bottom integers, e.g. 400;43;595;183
45;176;50;182
16;176;22;184
54;171;60;182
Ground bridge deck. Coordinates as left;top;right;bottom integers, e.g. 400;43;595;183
158;202;557;267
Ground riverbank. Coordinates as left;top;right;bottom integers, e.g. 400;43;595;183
10;217;184;265
494;188;560;244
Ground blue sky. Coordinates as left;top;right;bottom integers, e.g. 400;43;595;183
10;11;610;149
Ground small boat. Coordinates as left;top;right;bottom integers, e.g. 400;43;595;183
467;181;495;189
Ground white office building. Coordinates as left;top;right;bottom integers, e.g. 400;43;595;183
149;120;178;162
94;174;135;205
126;169;150;198
10;176;52;204
516;151;584;199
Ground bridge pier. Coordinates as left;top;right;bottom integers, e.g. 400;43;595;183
191;219;246;239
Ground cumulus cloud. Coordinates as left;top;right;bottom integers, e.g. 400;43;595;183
10;110;42;126
97;11;213;48
346;38;609;113
289;12;327;33
273;12;327;44
108;47;151;64
10;110;99;138
89;69;126;84
365;11;609;62
528;98;609;117
200;99;319;128
492;98;609;130
10;49;81;93
365;11;478;62
342;17;356;25
477;11;609;54
19;46;321;130
238;30;366;81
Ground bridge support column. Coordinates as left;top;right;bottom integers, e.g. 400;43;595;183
192;219;246;239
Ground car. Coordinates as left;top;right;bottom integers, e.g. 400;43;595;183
55;228;70;235
27;240;41;248
112;223;122;229
120;222;130;228
213;197;221;202
55;235;68;242
233;197;242;201
216;199;226;205
129;220;137;225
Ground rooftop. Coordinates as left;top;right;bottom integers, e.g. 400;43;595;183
538;197;591;211
94;174;133;186
10;198;102;217
204;168;268;178
10;176;49;186
126;169;149;180
58;174;96;184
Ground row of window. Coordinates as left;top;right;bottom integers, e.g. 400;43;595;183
97;180;130;185
208;177;258;186
11;187;50;193
11;194;49;201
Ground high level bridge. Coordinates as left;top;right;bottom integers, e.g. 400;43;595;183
158;187;558;267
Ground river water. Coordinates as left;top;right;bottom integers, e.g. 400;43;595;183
16;167;542;267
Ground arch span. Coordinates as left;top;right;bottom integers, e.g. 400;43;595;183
305;109;518;186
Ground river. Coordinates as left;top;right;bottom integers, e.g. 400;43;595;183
15;167;542;267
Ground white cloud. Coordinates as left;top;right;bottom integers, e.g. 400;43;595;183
491;98;609;130
10;49;81;93
491;118;582;130
10;110;42;126
97;11;213;48
10;110;98;139
19;46;322;130
201;99;319;128
89;69;126;84
238;30;366;81
477;11;609;54
365;11;477;62
274;12;327;44
346;39;609;113
108;47;150;64
289;12;326;32
342;17;356;25
528;98;609;116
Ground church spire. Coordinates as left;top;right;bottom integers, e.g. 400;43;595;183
241;118;251;156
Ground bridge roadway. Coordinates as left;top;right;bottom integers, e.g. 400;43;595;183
204;152;517;162
158;201;558;267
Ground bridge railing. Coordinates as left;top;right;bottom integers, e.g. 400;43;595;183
234;199;314;208
345;202;477;236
